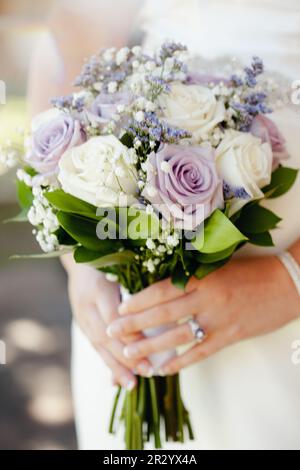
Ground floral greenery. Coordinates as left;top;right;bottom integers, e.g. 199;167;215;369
6;38;298;449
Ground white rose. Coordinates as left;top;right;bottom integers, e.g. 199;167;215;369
216;130;273;215
58;135;138;207
158;83;225;141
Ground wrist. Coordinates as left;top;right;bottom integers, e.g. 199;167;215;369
275;253;300;317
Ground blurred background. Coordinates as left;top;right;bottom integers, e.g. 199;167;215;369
0;0;76;449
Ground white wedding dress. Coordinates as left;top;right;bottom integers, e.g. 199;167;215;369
72;0;300;450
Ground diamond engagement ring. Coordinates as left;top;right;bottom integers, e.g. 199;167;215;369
188;319;206;343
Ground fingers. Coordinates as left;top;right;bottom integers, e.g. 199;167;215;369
79;305;153;377
159;331;231;376
97;345;136;390
95;280;120;324
107;290;200;338
107;338;154;377
118;278;196;315
123;323;194;359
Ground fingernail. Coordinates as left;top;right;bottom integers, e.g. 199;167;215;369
121;377;135;391
137;363;154;378
123;345;138;358
106;323;122;338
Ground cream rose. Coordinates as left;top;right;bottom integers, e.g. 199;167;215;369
58;135;138;207
216;130;273;215
158;83;225;141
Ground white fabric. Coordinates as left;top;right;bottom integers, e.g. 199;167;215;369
72;0;300;450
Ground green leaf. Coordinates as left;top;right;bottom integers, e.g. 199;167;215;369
73;247;107;263
75;250;136;269
236;204;281;234
57;211;119;253
263;166;298;199
195;259;229;280
171;264;190;290
10;247;73;260
192;209;248;253
120;132;134;148
3;208;28;223
196;243;240;264
16;180;33;211
126;209;160;240
45;190;100;220
244;231;274;247
55;227;77;246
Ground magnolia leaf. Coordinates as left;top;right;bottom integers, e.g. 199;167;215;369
263;166;298;199
171;264;190;290
76;250;136;269
45;190;101;220
193;210;248;253
236;204;281;234
73;246;110;263
195;259;230;280
10;246;73;260
17;180;33;210
3;209;28;223
126;209;161;240
57;211;119;252
196;243;240;264
244;231;274;247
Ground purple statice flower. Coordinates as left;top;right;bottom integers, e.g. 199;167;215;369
230;74;244;87
145;75;171;98
223;181;250;200
51;95;74;110
125;111;191;152
159;41;187;62
231;85;271;131
244;56;264;88
252;56;264;75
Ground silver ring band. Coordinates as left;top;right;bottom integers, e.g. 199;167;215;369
188;319;206;343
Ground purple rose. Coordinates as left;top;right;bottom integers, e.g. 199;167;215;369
250;115;289;169
142;145;224;230
87;92;131;125
27;109;85;174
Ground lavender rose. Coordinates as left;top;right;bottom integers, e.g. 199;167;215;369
27;109;85;174
142;144;224;230
86;92;131;125
250;114;289;169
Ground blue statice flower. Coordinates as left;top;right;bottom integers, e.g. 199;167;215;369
145;76;171;95
223;181;250;200
125;111;191;156
244;56;264;88
230;74;244;87
51;95;73;110
159;41;187;62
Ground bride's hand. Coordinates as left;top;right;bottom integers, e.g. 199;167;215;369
64;256;153;388
107;256;300;375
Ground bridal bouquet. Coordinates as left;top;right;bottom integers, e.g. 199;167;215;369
3;42;297;449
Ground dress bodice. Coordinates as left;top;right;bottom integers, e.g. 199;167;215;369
140;0;300;79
